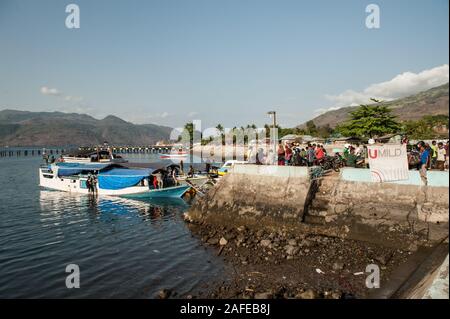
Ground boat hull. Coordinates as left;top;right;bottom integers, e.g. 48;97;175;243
39;168;190;198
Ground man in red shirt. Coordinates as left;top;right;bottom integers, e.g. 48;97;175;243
315;144;325;162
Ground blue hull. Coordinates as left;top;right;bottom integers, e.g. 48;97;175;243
122;185;191;199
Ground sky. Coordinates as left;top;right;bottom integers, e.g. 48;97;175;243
0;0;448;130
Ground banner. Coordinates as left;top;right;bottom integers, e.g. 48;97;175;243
367;144;409;182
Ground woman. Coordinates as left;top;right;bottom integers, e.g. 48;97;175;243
284;143;293;165
277;142;285;166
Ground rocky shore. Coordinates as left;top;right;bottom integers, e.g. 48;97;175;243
182;219;413;299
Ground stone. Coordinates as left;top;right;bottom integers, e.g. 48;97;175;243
254;292;273;299
287;239;297;246
260;239;272;247
207;238;219;245
284;245;300;256
158;289;172;299
332;262;345;271
296;289;317;299
219;237;228;246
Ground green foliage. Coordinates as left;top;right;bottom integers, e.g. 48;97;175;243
336;103;402;138
403;114;449;139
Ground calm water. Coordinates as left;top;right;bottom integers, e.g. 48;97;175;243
0;155;223;298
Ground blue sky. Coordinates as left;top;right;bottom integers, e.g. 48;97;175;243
0;0;448;129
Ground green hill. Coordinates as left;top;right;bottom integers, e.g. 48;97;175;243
298;83;449;129
0;110;173;147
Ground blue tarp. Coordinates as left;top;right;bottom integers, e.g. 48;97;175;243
53;162;112;177
98;168;153;190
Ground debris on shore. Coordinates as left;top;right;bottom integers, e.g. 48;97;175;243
184;220;412;299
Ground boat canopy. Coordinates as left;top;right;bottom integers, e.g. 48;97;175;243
98;168;153;190
52;162;112;177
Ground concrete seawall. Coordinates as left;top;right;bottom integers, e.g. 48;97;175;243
188;165;312;227
187;165;449;245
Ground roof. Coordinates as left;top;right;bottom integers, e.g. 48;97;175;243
280;134;301;140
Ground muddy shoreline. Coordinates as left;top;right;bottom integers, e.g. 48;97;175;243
180;220;414;299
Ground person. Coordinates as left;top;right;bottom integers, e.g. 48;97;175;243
284;143;292;165
425;143;432;169
172;167;179;185
265;149;276;165
430;141;438;168
256;148;264;165
445;141;449;171
43;153;49;165
346;147;358;168
277;142;285;166
187;165;195;178
179;160;184;175
153;171;164;189
86;174;92;193
307;144;315;167
315;144;325;163
91;175;98;194
343;144;350;159
418;141;429;186
436;142;446;171
354;143;362;157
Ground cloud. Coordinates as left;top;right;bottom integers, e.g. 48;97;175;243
40;86;61;96
40;86;84;104
323;64;449;111
188;111;198;117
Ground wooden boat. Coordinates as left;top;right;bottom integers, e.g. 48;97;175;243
39;162;190;198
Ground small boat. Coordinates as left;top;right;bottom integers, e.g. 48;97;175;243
59;148;127;164
159;147;188;159
39;162;190;198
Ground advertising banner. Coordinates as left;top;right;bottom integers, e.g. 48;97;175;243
367;144;409;182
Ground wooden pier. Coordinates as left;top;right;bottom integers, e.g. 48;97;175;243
0;145;178;158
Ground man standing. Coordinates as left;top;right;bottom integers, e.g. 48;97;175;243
436;142;446;171
418;141;429;186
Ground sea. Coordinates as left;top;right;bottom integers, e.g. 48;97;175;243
0;152;224;298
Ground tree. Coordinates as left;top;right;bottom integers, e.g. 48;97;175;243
336;103;401;138
305;120;318;135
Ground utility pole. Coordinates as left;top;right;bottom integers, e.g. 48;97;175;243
267;111;277;128
267;111;278;161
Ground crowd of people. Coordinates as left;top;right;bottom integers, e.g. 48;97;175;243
246;138;450;174
247;141;367;168
415;140;449;185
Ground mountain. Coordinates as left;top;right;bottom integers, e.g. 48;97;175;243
298;83;449;129
0;110;173;147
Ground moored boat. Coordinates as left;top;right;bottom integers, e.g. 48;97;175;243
39;162;190;198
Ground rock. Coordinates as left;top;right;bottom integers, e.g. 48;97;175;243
158;289;172;299
254;292;273;299
219;237;228;246
237;226;246;232
288;239;297;246
296;289;317;299
284;245;300;256
260;239;272;247
332;262;345;271
207;238;219;245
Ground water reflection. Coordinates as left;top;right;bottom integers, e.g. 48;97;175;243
39;190;190;222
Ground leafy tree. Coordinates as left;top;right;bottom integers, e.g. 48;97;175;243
305;120;318;135
336;103;401;138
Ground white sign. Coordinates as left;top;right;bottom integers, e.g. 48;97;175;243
367;144;408;182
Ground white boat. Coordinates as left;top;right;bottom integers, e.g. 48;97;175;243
39;163;190;198
59;149;127;164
